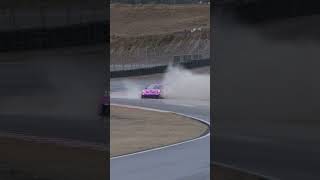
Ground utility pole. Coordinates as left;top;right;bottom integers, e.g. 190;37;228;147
66;6;70;26
40;5;46;29
10;7;16;29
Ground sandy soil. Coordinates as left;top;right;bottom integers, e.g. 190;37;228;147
0;101;208;179
111;105;208;157
111;4;210;37
212;164;268;180
0;137;107;180
110;4;210;64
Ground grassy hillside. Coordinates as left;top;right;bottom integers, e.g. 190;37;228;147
110;4;210;64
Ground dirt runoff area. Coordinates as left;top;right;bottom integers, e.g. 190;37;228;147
110;4;210;65
111;4;210;37
111;105;209;157
0;136;107;180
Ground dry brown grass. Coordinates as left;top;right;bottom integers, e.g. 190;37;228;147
0;137;107;180
110;4;210;64
0;105;208;179
111;105;208;157
111;4;210;37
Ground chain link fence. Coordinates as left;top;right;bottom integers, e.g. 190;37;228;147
110;40;210;72
111;57;210;77
111;34;210;71
110;52;209;72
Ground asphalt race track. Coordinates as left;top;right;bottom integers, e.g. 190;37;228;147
0;46;107;144
213;5;320;179
111;57;320;180
110;74;210;180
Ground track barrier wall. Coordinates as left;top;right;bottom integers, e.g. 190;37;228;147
110;58;210;78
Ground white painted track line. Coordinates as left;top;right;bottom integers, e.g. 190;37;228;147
110;103;210;160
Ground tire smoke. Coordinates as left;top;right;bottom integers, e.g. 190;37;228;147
111;65;210;101
161;65;210;100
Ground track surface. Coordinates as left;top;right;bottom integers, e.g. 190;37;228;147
110;74;210;180
0;46;107;144
213;6;320;179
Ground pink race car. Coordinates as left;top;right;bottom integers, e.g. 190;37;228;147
141;84;163;99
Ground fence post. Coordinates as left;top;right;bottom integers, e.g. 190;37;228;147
40;6;46;29
145;47;148;65
122;56;124;71
10;7;16;29
198;39;200;58
66;6;70;26
87;12;91;43
79;7;82;24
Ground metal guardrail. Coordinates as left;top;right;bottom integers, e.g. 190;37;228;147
110;58;210;78
110;53;209;72
110;63;167;72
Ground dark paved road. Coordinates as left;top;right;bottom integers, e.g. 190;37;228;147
213;4;320;179
0;46;107;144
110;73;210;180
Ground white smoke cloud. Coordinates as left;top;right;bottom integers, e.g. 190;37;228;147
111;65;210;101
161;65;210;100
